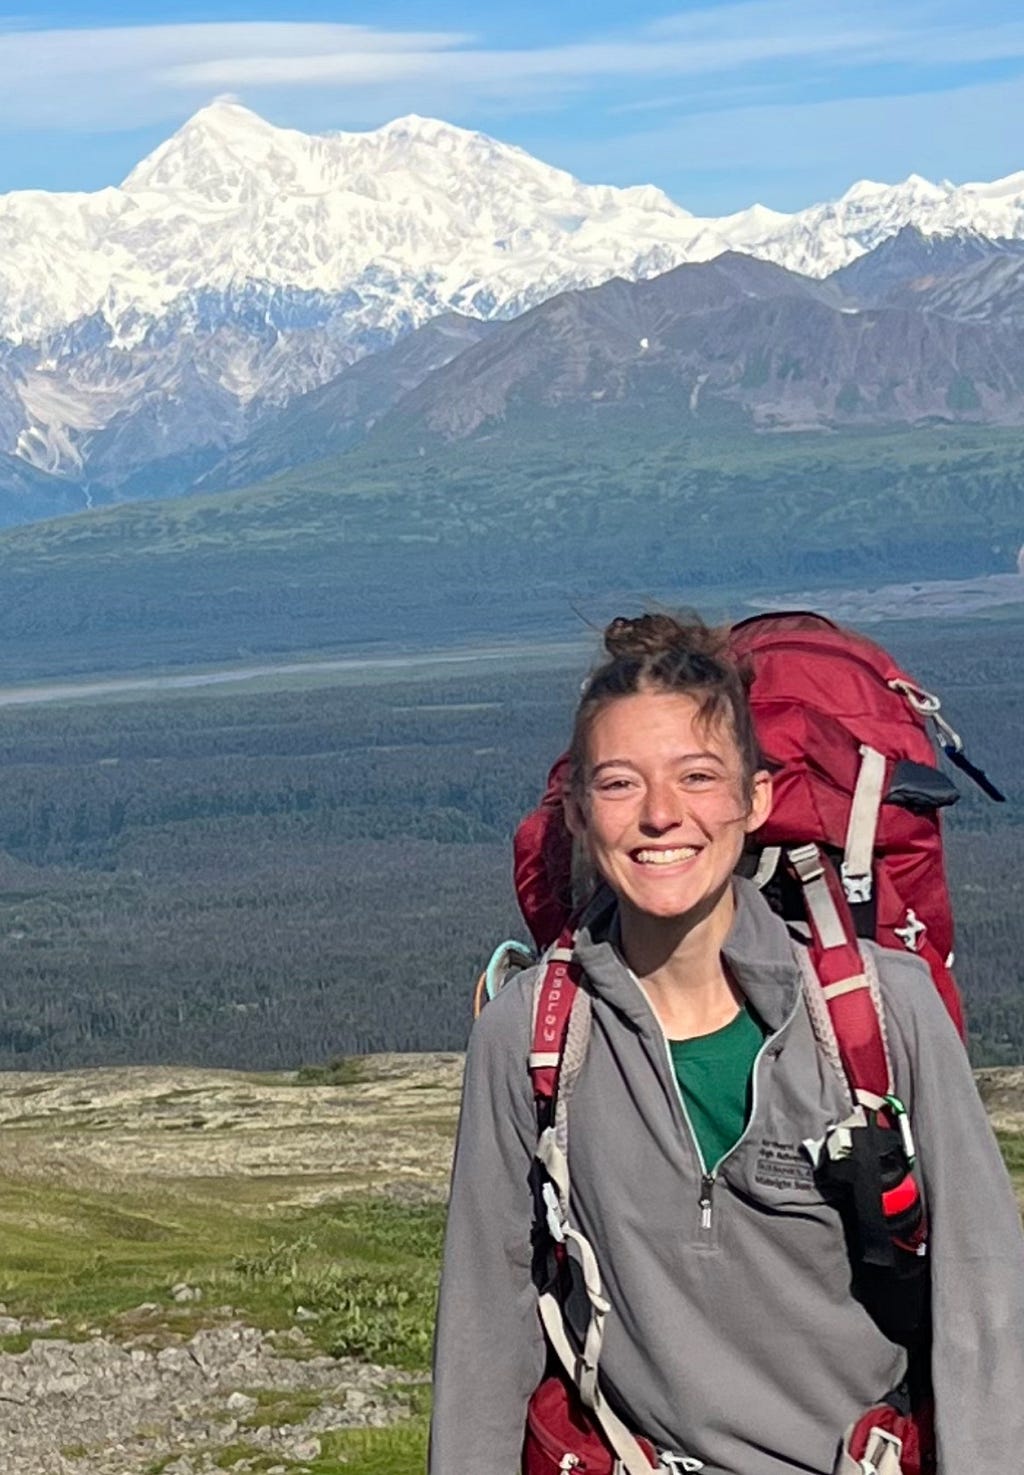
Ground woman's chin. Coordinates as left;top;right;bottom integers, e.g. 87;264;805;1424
619;875;734;929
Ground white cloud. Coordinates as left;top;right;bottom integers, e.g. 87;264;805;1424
0;22;472;128
2;6;1024;144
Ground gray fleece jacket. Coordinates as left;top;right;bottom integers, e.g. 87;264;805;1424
430;879;1024;1475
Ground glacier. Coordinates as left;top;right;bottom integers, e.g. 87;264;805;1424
4;98;1024;489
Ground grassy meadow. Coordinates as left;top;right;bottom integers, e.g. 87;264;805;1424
0;1055;462;1474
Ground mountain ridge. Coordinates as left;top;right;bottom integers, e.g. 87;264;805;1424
6;103;1024;510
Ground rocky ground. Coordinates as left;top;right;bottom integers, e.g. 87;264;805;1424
0;1310;421;1475
0;1055;463;1475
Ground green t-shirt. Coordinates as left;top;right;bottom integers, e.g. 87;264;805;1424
669;1005;768;1171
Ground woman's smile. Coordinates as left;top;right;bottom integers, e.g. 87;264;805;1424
631;845;701;867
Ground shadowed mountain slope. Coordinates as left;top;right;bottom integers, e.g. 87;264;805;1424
195;312;497;494
360;251;1024;441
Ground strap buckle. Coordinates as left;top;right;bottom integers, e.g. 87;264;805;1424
858;1426;903;1475
840;861;872;905
541;1179;567;1244
883;1093;917;1167
787;842;823;883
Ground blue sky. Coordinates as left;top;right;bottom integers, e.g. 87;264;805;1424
5;0;1024;214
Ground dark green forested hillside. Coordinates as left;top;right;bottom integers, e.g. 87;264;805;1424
0;422;1018;680
0;611;1016;1070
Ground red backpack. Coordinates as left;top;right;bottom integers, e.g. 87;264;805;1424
484;612;1003;1475
514;611;1001;1000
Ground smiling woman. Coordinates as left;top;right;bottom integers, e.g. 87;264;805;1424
431;611;1024;1475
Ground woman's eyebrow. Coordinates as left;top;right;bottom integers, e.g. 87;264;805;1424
590;758;640;776
590;751;726;776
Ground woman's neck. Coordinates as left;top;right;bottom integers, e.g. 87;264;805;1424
617;881;742;1040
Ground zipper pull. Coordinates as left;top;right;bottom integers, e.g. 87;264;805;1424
699;1174;715;1230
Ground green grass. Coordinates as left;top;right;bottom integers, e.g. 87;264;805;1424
996;1129;1024;1196
205;1387;432;1473
292;1056;373;1088
314;1415;429;1474
0;1171;443;1368
0;1165;441;1473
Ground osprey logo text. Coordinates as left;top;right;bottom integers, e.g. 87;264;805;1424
542;964;570;1045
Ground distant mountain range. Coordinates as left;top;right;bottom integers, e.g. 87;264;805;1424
6;101;1024;521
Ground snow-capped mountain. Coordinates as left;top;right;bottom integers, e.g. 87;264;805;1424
5;99;1024;503
0;100;723;351
8;99;1024;349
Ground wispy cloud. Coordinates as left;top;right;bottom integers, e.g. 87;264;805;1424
5;2;1024;132
0;22;473;128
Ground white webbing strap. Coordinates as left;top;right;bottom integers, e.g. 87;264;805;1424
751;847;781;890
859;942;895;1099
535;1128;655;1474
536;1290;657;1475
842;746;886;905
821;974;870;1001
787;844;848;950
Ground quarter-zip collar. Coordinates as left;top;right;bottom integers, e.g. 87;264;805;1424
571;876;801;1035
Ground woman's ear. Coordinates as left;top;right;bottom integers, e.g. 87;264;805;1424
563;790;586;840
744;769;773;833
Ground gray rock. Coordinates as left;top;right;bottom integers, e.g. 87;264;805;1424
283;1436;321;1461
0;1319;420;1475
171;1284;203;1304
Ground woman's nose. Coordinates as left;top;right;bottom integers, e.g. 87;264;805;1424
638;779;682;834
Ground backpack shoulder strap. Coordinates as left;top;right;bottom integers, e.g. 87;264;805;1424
529;934;581;1116
787;841;893;1107
790;844;929;1341
528;934;663;1475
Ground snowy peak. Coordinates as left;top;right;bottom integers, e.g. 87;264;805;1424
124;102;584;213
1;104;723;350
122;97;319;197
838;173;949;207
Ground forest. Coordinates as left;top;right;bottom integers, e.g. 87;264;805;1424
0;422;1020;684
0;609;1016;1070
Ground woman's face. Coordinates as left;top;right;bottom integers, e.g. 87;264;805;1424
567;688;771;926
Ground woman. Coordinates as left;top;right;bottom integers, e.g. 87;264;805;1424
431;614;1024;1475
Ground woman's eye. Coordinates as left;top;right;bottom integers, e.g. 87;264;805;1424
682;771;717;787
595;777;634;793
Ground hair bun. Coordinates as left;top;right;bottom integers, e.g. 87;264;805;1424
603;612;726;664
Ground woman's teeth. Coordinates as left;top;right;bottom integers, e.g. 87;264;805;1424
634;847;698;865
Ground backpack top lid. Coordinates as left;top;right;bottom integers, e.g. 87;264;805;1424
512;611;968;1035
